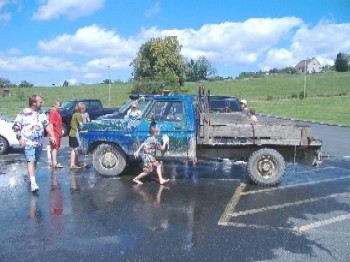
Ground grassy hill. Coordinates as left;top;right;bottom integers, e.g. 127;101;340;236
1;71;349;126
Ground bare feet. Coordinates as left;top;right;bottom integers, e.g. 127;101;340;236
133;178;143;185
159;178;170;185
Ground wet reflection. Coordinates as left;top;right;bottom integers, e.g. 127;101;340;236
49;168;63;216
70;169;80;193
133;184;170;233
29;193;42;223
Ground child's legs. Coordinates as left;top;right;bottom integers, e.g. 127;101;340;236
134;171;149;180
154;161;164;180
70;149;76;166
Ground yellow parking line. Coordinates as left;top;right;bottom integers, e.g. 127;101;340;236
229;192;349;217
218;183;246;226
293;213;350;232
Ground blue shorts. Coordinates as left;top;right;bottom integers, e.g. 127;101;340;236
24;145;42;162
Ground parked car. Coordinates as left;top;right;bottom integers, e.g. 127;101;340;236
52;99;117;136
207;95;242;113
0;114;19;155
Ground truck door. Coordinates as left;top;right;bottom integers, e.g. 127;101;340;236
136;100;189;161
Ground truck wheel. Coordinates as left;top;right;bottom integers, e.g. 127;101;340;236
247;148;285;186
92;143;126;176
62;123;69;137
0;136;9;155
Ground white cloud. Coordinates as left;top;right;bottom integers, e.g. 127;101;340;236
38;17;304;68
160;17;303;65
259;48;294;71
0;0;12;9
83;72;101;79
38;24;139;58
0;55;76;72
3;17;350;85
0;11;11;22
144;2;160;18
67;78;78;85
6;48;21;55
32;0;105;20
260;21;350;70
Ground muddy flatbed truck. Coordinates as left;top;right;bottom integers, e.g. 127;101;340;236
78;94;322;186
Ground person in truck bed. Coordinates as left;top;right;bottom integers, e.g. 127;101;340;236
248;108;258;122
132;125;170;185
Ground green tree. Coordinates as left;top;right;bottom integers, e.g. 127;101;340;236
63;80;69;87
334;52;349;72
130;36;187;94
186;56;217;81
102;79;112;84
18;80;33;87
0;77;13;88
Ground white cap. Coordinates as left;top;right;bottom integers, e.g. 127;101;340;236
240;99;247;105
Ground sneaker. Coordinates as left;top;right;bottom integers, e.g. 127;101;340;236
31;182;39;192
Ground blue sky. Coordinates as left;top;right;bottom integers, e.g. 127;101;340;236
0;0;349;86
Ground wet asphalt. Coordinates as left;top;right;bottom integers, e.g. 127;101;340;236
0;123;350;261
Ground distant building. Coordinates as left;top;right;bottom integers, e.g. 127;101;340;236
295;57;322;73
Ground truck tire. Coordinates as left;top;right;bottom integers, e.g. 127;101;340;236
247;148;285;186
62;123;69;137
0;136;9;155
92;143;126;176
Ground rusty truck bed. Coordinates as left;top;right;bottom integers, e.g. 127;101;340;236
197;113;322;147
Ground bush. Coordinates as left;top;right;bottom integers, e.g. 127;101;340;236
299;91;307;100
15;88;26;100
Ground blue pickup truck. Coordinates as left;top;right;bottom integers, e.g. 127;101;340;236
78;94;322;185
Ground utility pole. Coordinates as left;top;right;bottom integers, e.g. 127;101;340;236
303;58;307;98
108;66;111;104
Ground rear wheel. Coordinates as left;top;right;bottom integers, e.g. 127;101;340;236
92;143;126;176
0;136;9;155
247;148;285;186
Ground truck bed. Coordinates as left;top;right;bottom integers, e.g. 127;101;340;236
198;113;321;147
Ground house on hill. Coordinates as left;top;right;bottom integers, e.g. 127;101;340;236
295;57;322;73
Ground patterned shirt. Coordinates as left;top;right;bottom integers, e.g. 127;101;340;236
141;136;161;163
14;108;48;147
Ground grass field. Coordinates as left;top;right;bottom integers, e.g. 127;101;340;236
1;71;349;126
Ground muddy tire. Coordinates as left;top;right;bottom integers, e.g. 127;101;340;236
247;148;285;186
92;143;126;176
0;136;9;155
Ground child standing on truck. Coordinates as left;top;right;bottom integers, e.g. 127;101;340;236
125;100;141;120
133;125;170;185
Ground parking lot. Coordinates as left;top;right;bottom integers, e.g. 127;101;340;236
0;123;350;261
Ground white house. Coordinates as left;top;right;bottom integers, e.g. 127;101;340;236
295;58;322;73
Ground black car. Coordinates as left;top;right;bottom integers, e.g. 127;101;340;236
207;95;242;113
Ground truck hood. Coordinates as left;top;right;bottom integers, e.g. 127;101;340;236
80;118;130;132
